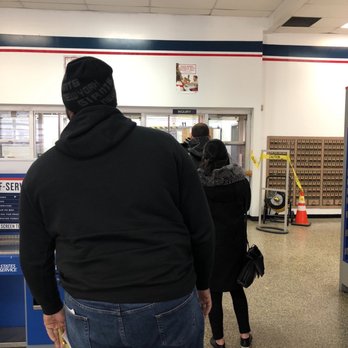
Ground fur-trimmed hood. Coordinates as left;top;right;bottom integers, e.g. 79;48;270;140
198;163;246;187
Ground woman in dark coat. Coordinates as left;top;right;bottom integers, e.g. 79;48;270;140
198;139;252;348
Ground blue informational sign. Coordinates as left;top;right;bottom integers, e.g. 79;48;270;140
0;174;26;337
344;129;348;263
0;254;22;276
0;174;24;235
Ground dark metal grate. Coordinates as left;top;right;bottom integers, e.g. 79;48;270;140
282;16;321;27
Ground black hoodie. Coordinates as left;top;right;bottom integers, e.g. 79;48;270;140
187;136;210;168
19;105;214;314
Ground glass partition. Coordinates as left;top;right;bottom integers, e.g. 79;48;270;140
145;115;169;129
0;108;249;169
124;113;142;126
35;112;68;157
0;111;31;159
169;115;199;143
145;114;199;142
208;115;247;167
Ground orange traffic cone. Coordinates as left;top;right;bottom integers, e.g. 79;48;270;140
292;191;311;226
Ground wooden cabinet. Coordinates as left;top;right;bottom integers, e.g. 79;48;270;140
267;136;343;208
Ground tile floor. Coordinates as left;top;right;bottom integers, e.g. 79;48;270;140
203;218;348;348
2;218;346;347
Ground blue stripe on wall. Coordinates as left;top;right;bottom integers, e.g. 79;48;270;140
263;44;348;59
2;34;348;59
0;34;263;52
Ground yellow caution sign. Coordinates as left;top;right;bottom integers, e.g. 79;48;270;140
262;153;289;161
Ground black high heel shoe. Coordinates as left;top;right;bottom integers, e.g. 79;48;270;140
210;337;226;348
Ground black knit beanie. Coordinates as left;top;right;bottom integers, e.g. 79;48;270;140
62;56;117;113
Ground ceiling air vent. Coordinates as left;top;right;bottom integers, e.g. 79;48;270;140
282;16;321;27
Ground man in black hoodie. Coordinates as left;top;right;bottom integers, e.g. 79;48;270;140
20;57;214;348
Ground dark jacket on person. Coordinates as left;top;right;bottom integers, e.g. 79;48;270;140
19;105;215;315
198;163;251;291
183;136;210;168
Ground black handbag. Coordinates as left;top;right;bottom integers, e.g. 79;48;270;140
237;212;265;288
237;243;265;288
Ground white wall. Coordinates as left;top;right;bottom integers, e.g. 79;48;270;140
261;33;348;215
0;53;263;108
263;33;348;138
0;9;265;109
263;60;346;136
2;9;348;216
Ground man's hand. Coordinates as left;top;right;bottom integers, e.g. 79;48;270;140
197;289;212;316
43;308;66;348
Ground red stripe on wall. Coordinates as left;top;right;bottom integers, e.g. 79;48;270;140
0;178;24;180
263;57;348;64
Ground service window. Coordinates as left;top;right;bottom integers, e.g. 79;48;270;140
0;111;31;159
208;115;247;167
145;114;199;143
168;115;199;143
35;112;68;157
124;113;142;126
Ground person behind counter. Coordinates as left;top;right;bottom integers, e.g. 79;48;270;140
20;56;215;348
197;139;252;348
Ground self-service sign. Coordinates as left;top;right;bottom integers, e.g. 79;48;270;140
0;174;25;233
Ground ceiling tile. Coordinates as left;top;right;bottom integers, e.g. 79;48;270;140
23;2;87;10
308;0;348;4
88;5;150;13
86;0;149;5
212;9;272;17
311;17;348;27
0;0;345;35
151;7;211;15
0;2;22;7
20;0;85;3
295;4;348;17
215;0;282;11
151;0;215;10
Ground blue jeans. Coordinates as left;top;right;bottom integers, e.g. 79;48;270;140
64;290;204;348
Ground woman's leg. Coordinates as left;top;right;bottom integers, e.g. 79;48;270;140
208;291;224;341
229;286;251;335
